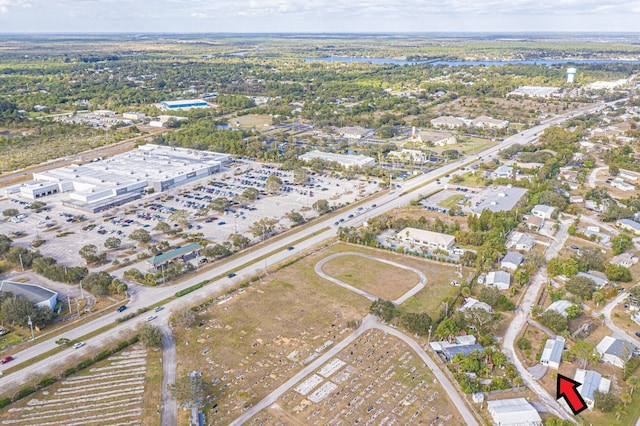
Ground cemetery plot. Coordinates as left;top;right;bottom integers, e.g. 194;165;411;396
1;346;153;426
249;329;463;425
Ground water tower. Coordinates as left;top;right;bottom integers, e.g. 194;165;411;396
566;67;577;84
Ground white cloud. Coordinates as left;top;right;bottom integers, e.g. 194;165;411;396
0;0;30;14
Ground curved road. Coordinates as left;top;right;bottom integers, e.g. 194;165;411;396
229;315;479;426
314;251;427;305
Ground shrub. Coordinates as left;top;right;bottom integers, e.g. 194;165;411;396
13;386;35;401
517;337;531;350
0;397;12;409
61;367;77;377
37;376;57;389
175;280;208;297
76;359;93;370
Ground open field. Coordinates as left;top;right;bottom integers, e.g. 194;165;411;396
230;114;273;129
0;344;159;426
320;254;420;301
172;248;371;424
171;242;466;424
248;329;464;425
438;193;465;209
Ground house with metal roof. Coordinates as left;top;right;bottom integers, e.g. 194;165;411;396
459;297;493;313
442;343;484;362
0;280;58;310
617;218;640;235
576;271;608;288
574;369;611;409
485;270;511;291
545;300;574;318
487;398;542;426
540;336;565;369
596;336;637;368
500;251;524;271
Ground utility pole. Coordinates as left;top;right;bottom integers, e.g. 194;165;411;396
67;293;72;314
79;280;84;300
76;299;80;320
19;253;24;272
27;316;34;340
428;325;432;344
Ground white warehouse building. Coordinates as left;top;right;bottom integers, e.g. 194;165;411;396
14;144;232;212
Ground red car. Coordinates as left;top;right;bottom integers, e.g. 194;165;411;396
0;356;14;364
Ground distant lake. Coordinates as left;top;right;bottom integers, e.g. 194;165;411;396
303;56;640;66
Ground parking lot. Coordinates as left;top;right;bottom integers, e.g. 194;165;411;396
0;159;379;273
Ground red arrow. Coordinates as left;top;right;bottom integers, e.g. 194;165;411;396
556;374;587;415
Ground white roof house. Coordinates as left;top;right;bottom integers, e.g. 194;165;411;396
545;300;574;317
501;251;524;271
0;280;58;311
532;204;555;219
459;297;493;313
335;126;371;139
487;398;542;426
574;369;611;409
397;227;455;251
298;150;376;168
414;131;457;146
506;231;536;251
471;115;509;129
596;336;637;368
387;148;429;164
540;336;565;369
617;218;640;235
485;270;511;291
576;271;608;288
610;252;639;268
492;165;514;179
431;116;466;129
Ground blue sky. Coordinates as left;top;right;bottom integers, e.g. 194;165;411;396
1;0;640;33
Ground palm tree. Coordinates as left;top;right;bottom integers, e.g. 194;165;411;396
615;404;626;421
627;376;640;395
621;392;632;407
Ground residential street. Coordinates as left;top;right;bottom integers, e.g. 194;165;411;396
501;218;576;422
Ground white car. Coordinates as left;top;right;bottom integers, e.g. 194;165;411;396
73;342;85;349
145;315;157;321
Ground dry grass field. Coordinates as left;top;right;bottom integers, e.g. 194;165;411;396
320;254;421;300
249;329;464;425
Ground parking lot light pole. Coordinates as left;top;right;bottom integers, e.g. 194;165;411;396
79;280;84;300
27;316;34;340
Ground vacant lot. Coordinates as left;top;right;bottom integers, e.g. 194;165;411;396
249;329;464;425
230;114;273;129
320;254;421;300
0;344;159;426
438;193;466;209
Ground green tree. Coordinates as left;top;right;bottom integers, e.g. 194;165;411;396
169;210;190;226
312;199;331;214
288;211;305;225
516;337;531;350
605;263;632;282
0;296;36;326
539;310;568;334
155;221;171;232
208;197;230;213
129;228;151;243
565;276;596;300
168;373;207;410
78;244;100;264
104;237;121;249
139;324;162;349
369;299;396;322
400;312;432;336
611;233;633;255
566;304;581;320
593;390;618;412
250;218;278;239
0;234;12;257
241;187;259;202
2;208;19;217
228;233;250;250
293;167;310;185
265;175;283;193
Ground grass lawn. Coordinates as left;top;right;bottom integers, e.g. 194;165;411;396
230;114;273;129
141;347;163;426
438;193;465;209
320;254;421;300
455;172;488;188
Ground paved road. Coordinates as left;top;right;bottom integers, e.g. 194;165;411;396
588;166;609;189
501;218;577;422
159;319;177;426
314;251;427;305
597;292;640;346
230;315;479;426
0;102;610;397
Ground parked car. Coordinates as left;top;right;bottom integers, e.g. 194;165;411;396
117;305;127;312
